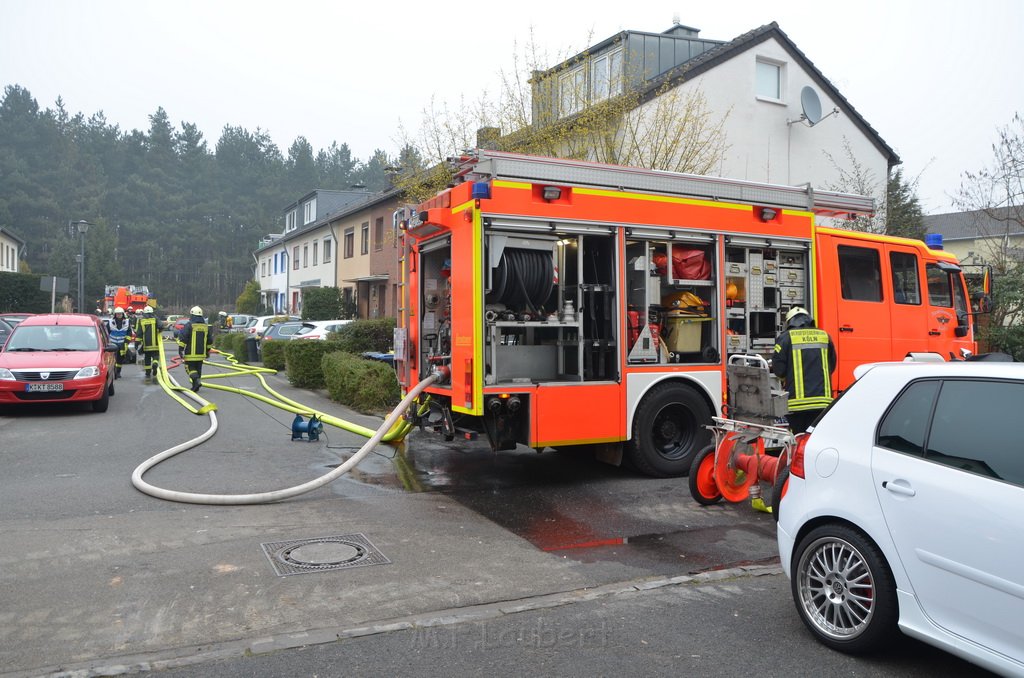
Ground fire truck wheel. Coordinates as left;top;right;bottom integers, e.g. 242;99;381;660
627;383;712;477
688;444;722;505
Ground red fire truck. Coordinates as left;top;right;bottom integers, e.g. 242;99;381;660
395;151;975;476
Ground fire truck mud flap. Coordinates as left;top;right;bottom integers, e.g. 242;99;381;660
626;382;712;477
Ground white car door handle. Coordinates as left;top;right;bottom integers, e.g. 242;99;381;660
882;480;916;497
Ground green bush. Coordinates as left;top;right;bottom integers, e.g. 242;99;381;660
284;339;345;389
0;272;51;312
261;339;287;371
301;286;350;321
329;317;396;353
323;352;400;413
214;332;249;362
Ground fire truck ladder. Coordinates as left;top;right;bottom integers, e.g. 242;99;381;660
457;150;875;219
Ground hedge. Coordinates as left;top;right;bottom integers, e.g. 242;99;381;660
284;339;345;389
213;332;249;363
261;339;287;371
322;352;401;413
329;317;396;354
0;272;51;312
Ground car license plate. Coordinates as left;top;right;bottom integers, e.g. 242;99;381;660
26;383;64;392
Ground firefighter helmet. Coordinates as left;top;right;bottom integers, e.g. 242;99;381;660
142;306;154;314
114;307;125;315
785;306;813;329
190;306;203;316
218;311;227;316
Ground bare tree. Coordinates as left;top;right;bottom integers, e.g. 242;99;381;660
954;113;1024;347
395;31;730;202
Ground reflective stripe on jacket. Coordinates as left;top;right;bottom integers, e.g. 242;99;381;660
138;317;161;352
106;317;131;346
772;327;837;412
181;320;210;361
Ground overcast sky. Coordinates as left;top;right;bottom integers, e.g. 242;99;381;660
2;0;1021;215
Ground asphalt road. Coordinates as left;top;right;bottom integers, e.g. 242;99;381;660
0;347;993;677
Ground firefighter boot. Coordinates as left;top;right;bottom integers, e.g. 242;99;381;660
190;372;201;392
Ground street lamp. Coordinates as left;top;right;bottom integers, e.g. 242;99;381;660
74;220;91;313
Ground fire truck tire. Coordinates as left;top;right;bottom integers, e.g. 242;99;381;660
688;444;722;505
627;383;712;477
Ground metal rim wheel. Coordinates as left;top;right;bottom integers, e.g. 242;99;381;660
627;383;711;477
792;525;897;653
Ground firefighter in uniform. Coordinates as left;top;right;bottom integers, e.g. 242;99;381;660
177;306;211;392
105;307;132;379
136;306;163;380
772;307;837;434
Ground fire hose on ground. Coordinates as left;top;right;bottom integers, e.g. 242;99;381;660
131;341;439;505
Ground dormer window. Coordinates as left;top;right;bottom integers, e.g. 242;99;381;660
559;66;585;117
591;48;623;102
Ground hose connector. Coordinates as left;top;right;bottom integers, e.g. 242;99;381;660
431;364;451;384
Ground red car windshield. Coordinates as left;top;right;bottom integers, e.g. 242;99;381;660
5;325;99;352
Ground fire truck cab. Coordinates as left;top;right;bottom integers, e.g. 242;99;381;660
396;151;975;476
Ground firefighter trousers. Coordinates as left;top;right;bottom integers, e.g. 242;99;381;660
185;360;204;392
142;350;160;376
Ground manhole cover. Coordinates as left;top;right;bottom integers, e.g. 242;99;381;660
261;533;390;577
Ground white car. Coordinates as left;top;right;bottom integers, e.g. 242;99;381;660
292;320;351;340
776;358;1024;676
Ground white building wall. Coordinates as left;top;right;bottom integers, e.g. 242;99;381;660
633;37;889;209
0;232;21;272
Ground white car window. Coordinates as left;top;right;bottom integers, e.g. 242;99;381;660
926;379;1024;487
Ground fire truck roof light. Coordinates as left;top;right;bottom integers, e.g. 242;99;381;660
471;181;491;200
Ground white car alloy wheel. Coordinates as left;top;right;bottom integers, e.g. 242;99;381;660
792;524;897;652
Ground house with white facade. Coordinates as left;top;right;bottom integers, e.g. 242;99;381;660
255;188;403;316
255;189;371;313
529;21;899;211
0;227;25;273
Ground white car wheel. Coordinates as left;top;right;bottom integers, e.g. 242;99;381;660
792;524;898;653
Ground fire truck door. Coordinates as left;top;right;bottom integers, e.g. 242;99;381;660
826;239;892;389
887;246;930;360
925;262;971;356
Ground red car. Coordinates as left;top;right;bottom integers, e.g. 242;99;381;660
0;313;117;412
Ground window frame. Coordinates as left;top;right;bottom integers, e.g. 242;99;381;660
344;228;354;259
361;221;369;256
292;246;299;270
755;58;784;102
838;244;883;302
890;251;922;305
323;238;332;263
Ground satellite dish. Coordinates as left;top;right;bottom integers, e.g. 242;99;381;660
800;86;823;125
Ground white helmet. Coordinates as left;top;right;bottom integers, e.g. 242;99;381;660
785;306;812;329
114;307;125;315
143;306;154;314
219;311;227;316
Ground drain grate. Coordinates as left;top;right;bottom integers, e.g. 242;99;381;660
261;533;390;577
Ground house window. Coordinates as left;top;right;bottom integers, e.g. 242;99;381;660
303;198;316;225
756;59;782;101
361;222;369;255
313;241;318;266
559;66;585;117
303;244;309;268
374;217;384;251
286;210;297;232
344;228;354;258
293;246;299;270
591;48;623;101
261;261;266;277
324;238;332;263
